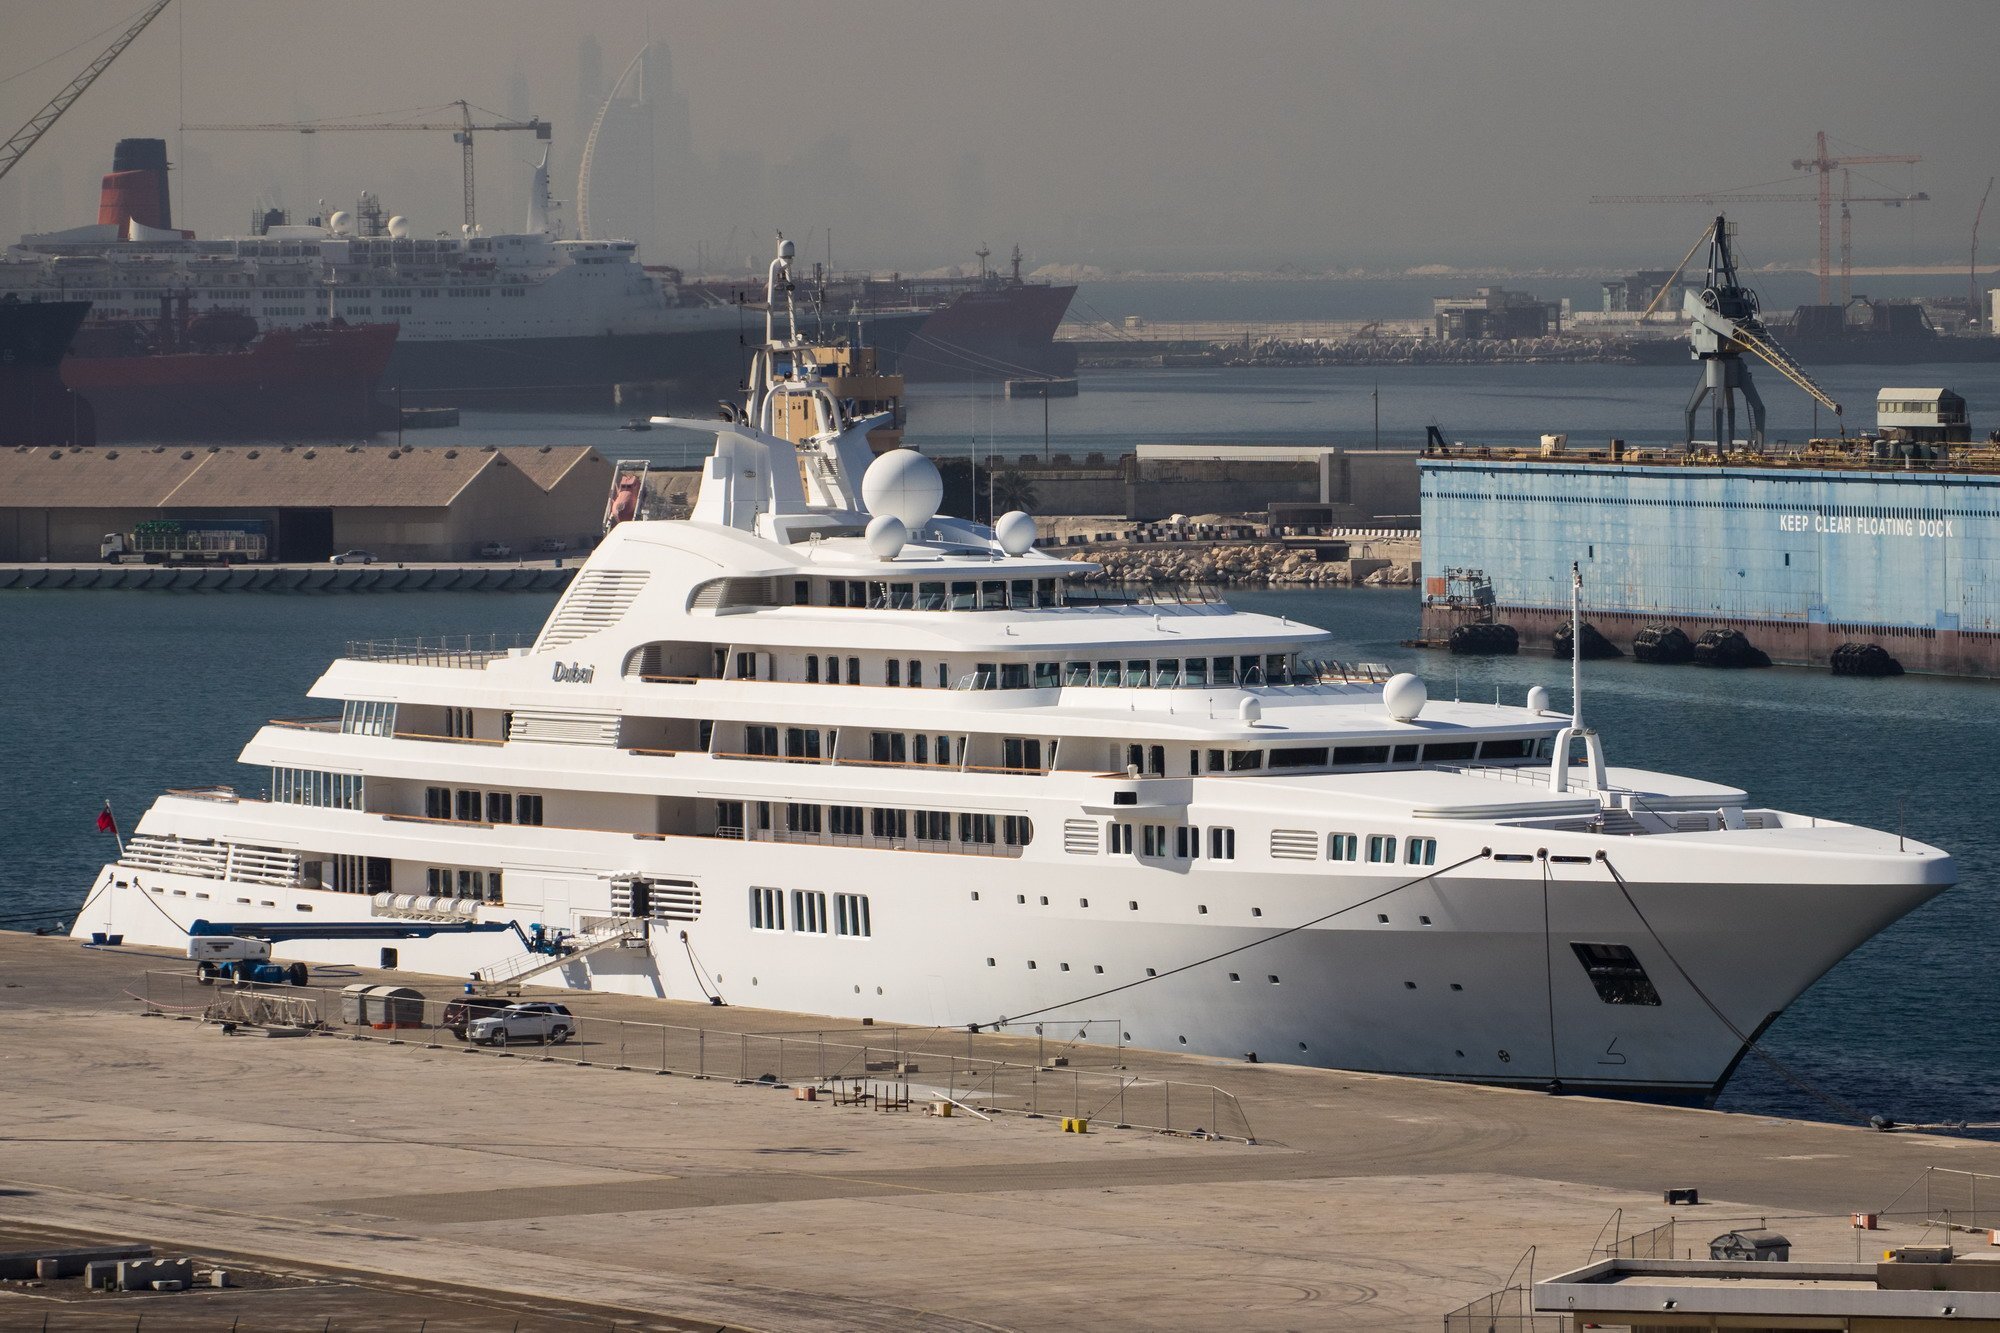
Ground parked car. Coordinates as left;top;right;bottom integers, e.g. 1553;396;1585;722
329;549;377;565
535;538;570;554
478;541;513;559
440;994;517;1040
466;1001;575;1046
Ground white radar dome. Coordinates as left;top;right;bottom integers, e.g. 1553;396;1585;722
994;510;1037;555
327;210;352;235
1526;685;1552;714
1383;672;1428;722
861;449;943;531
864;513;908;560
1238;697;1262;724
778;237;796;260
386;215;409;239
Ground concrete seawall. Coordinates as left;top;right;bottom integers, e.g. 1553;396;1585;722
0;563;578;593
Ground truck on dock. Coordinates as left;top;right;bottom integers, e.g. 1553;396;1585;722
101;518;269;566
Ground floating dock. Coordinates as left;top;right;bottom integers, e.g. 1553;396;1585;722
0;562;576;592
1422;445;2000;678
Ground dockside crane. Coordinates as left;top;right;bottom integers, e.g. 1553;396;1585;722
0;0;174;187
181;101;551;230
1592;130;1926;303
1680;216;1842;451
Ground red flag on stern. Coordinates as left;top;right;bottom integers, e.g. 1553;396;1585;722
96;803;117;835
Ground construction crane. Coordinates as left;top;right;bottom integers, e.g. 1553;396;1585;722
1680;215;1841;451
0;0;174;186
1592;131;1926;303
182;100;550;230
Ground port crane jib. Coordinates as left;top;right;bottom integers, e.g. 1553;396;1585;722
181;101;551;230
0;0;174;186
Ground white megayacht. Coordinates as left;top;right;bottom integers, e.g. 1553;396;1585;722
74;243;1953;1104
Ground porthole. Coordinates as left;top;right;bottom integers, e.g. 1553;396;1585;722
1094;965;1105;974
1228;973;1240;982
1128;900;1138;911
752;977;758;986
853;985;861;993
1403;981;1416;989
1178;1036;1188;1045
1298;1042;1308;1052
1039;896;1048;906
875;986;882;995
1268;975;1281;984
1017;894;1026;904
1455;1049;1465;1058
1079;897;1089;907
1145;967;1157;977
986;958;996;967
1197;905;1208;915
1060;963;1070;971
1420;915;1432;925
1450;983;1463;991
1377;913;1389;923
1028;961;1037;970
971;891;980;901
1123;1031;1132;1041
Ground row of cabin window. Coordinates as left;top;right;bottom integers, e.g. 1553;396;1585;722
1120;736;1544;777
1105;824;1237;860
755;654;1311;691
749;886;873;936
272;767;364;810
719;800;1031;847
423;786;546;825
426;866;502;900
1327;834;1438;865
805;577;1061;612
329;854;391;895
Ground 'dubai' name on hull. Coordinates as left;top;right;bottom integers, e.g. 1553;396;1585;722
552;662;595;684
1777;513;1955;539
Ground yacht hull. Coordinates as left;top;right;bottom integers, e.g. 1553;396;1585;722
75;812;1946;1104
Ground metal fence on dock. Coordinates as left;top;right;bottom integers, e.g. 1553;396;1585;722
138;972;1256;1143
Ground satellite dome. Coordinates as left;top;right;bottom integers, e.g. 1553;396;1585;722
994;510;1037;556
1383;673;1428;723
1238;697;1262;724
386;215;409;239
1526;685;1552;714
327;210;352;235
778;237;796;260
864;513;908;560
861;449;943;531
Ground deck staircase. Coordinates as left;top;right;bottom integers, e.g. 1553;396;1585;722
473;916;648;994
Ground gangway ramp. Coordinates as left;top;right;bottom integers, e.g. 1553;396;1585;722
474;916;648;993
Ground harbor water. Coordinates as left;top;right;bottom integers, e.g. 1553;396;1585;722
3;585;1994;1133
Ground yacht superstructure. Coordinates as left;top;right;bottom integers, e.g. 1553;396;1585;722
72;244;1954;1104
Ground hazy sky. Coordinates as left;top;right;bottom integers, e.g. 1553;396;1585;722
4;0;1996;276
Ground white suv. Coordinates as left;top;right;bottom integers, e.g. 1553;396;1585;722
467;1001;574;1046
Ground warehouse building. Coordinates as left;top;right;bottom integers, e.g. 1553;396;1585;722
0;443;611;563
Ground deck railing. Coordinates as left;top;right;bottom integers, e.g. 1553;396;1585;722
343;632;532;667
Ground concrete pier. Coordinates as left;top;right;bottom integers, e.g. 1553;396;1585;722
3;930;1997;1330
0;560;577;593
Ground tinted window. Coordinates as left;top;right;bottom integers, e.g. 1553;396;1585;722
1333;745;1390;765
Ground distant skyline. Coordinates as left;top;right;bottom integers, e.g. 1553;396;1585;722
2;0;1996;277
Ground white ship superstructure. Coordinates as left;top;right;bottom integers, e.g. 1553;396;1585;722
0;157;743;389
72;244;1954;1103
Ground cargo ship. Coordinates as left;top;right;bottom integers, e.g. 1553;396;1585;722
61;299;397;440
0;297;95;446
689;244;1077;384
1623;297;2000;366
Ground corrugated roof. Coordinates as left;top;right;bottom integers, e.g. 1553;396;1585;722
0;444;599;509
505;446;604;490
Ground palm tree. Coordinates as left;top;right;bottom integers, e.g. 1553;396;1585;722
991;469;1038;515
